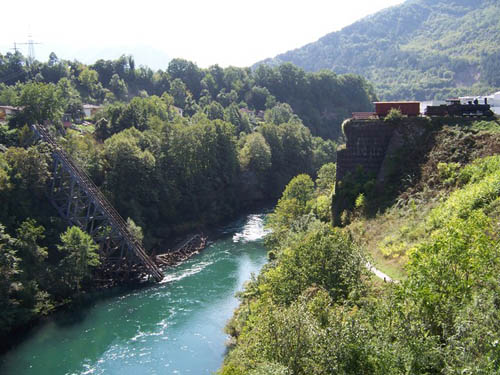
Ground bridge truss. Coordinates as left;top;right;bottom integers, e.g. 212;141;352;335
32;124;164;283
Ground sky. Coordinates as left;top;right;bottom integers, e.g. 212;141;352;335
0;0;405;69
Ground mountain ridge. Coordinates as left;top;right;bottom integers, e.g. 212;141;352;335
256;0;500;100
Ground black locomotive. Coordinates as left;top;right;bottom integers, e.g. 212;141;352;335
425;98;494;117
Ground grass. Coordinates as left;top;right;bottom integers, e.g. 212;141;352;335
459;118;500;133
370;247;407;281
347;191;444;281
429;117;500;133
72;124;95;134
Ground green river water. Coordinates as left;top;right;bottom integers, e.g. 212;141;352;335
0;213;269;375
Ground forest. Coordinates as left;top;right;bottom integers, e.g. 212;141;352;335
258;0;500;101
0;52;375;140
0;53;374;344
220;118;500;374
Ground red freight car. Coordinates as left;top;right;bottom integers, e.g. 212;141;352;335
374;101;420;117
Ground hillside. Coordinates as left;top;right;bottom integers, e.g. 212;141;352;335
220;116;500;374
257;0;500;100
338;116;500;278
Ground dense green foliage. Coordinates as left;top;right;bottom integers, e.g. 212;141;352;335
0;219;100;340
258;0;500;100
0;144;104;341
0;53;375;140
221;153;500;374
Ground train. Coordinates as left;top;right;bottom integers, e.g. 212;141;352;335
352;99;496;120
424;98;494;117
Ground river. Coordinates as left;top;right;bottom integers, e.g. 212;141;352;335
0;213;270;375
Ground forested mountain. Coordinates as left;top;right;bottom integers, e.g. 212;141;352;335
257;0;500;100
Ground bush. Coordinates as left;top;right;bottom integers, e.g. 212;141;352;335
355;193;366;209
436;162;460;185
264;223;367;305
384;108;404;124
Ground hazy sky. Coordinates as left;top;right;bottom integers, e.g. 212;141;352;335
1;0;405;68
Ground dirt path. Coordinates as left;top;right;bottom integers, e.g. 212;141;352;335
367;262;397;283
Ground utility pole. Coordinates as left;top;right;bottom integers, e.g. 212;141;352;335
11;42;19;53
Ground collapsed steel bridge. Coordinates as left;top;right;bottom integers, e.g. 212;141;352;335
32;124;164;283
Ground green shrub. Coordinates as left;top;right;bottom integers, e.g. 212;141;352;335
384;108;404;124
405;211;498;336
428;169;500;229
436;162;460;185
264;223;367;305
355;193;366;209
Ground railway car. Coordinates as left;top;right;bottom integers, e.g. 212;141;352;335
374;101;420;117
425;99;494;117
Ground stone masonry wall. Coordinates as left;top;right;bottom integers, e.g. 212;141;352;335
336;120;395;181
333;117;430;225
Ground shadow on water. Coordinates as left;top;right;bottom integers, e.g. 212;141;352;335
0;280;156;358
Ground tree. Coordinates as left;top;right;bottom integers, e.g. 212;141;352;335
246;86;273;111
225;103;250;133
267;174;315;242
280;174;314;204
312;137;337;172
152;70;171;96
102;128;157;223
126;217;144;244
0;51;28;85
0;153;11;192
0;224;21;336
315;163;336;194
78;67;99;91
384;108;404;124
40;52;69;84
1;146;51;226
481;51;500;86
15;219;48;277
216;89;238;107
161;119;239;224
167;58;203;99
264;103;295;125
239;132;272;174
57;226;100;292
57;78;83;121
78;67;104;101
91;59;115;89
170;78;189;109
0;83;19;106
109;73;128;101
11;82;65;126
204;101;225;121
201;73;217;98
403;211;499;336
